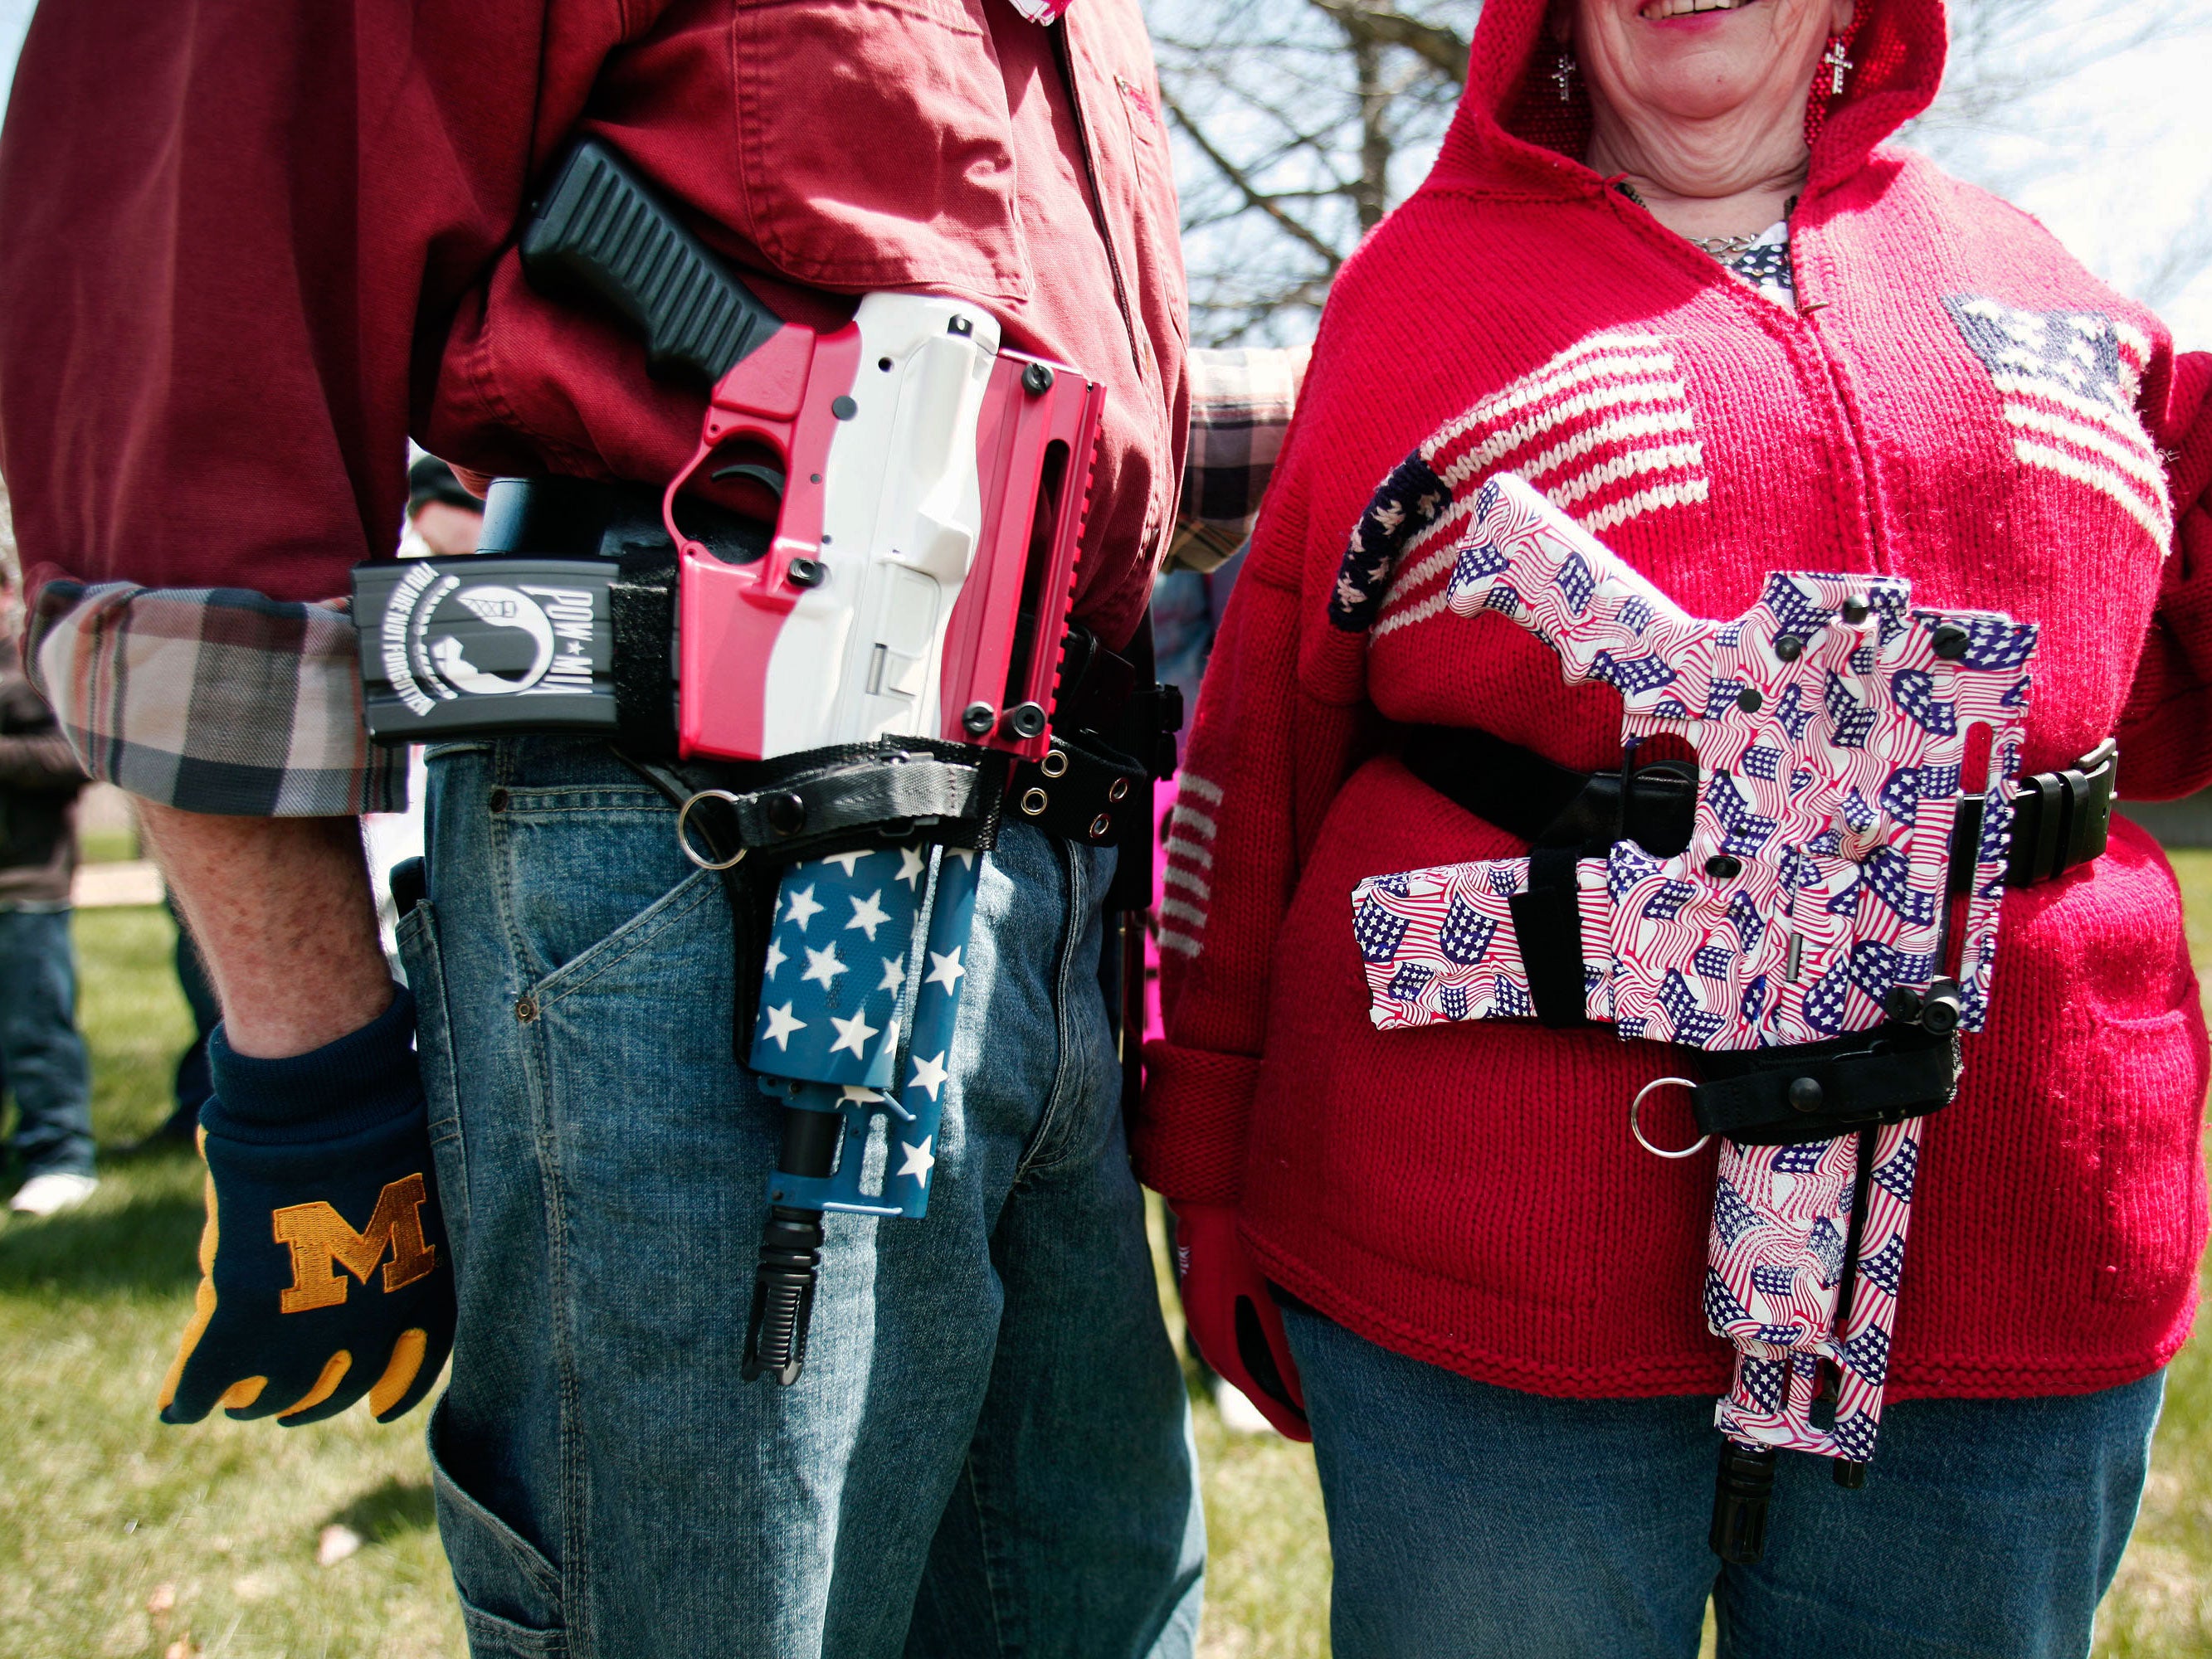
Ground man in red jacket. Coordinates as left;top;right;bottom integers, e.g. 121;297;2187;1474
0;2;1273;1652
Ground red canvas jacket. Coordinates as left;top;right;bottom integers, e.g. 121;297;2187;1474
1138;0;2212;1399
0;0;1190;814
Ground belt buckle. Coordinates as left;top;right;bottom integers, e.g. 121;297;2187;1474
2009;738;2117;886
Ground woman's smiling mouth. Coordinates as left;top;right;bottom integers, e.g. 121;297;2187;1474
1640;0;1762;17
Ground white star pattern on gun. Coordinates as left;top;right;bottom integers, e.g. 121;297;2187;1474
783;884;824;931
878;955;907;992
846;889;891;941
896;847;927;888
761;1002;806;1050
762;938;787;979
828;1008;880;1057
925;947;967;991
907;1050;950;1100
801;943;846;988
897;1136;936;1184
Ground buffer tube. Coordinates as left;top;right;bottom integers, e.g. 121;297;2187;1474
738;842;984;1384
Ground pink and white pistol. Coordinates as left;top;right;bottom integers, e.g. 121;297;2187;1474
1351;473;2073;1561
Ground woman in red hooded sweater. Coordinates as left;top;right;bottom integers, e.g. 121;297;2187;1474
1138;0;2212;1652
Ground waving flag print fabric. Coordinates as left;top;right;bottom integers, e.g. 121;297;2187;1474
1350;473;2038;1052
1347;472;2043;1473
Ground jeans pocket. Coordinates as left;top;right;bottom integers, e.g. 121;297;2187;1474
426;1399;568;1657
528;866;724;1012
398;901;470;1260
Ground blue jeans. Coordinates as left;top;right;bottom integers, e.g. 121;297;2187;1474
1282;1301;2161;1659
0;907;95;1179
400;738;1202;1659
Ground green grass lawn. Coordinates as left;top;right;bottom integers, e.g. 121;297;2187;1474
4;882;2211;1657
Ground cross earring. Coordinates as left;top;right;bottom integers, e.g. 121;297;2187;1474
1821;36;1854;98
1553;50;1577;104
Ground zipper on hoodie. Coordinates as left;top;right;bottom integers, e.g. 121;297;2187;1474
1603;183;1891;578
1785;225;1896;578
1049;18;1144;376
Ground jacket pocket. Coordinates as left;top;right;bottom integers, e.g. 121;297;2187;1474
2090;998;2210;1305
398;901;470;1262
730;0;1030;295
427;1399;568;1657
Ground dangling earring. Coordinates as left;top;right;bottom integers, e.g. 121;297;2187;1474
1805;26;1859;145
1552;49;1578;104
1820;34;1854;97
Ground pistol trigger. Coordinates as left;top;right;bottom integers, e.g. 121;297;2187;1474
711;462;789;499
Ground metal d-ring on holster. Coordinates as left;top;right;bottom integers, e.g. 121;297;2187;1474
1399;724;2117;1148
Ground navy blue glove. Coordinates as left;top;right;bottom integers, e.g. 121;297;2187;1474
158;988;456;1426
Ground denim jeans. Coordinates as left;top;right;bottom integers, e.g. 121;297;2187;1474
1281;1301;2161;1659
0;907;95;1179
400;738;1202;1659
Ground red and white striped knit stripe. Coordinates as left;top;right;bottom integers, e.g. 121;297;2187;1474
1372;331;1707;640
1158;773;1221;958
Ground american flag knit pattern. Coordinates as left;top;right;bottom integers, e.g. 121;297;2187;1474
1326;331;1707;640
1347;473;2040;1467
1945;295;2170;554
1159;773;1223;960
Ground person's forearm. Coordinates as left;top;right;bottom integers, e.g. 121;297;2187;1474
135;802;392;1059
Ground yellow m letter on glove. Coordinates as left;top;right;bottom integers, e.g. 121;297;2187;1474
273;1172;439;1313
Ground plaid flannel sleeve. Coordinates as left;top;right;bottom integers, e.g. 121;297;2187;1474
26;579;406;816
1171;345;1310;573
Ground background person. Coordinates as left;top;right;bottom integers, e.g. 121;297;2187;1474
399;454;486;559
1142;0;2212;1652
0;552;95;1217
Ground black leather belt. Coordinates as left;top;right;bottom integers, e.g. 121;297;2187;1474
1401;725;2117;891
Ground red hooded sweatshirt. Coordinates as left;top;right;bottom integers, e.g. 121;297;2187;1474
1137;0;2212;1400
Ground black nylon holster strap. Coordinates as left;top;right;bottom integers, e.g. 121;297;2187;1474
1949;738;2118;893
1009;616;1177;864
1508;846;1591;1028
1008;730;1149;849
1692;1024;1962;1146
1401;725;1696;859
611;539;679;761
648;737;1009;868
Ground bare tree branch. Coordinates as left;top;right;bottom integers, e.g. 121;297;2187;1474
1161;83;1346;271
1312;0;1469;81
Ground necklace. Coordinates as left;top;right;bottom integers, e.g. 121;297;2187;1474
1613;181;1773;262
